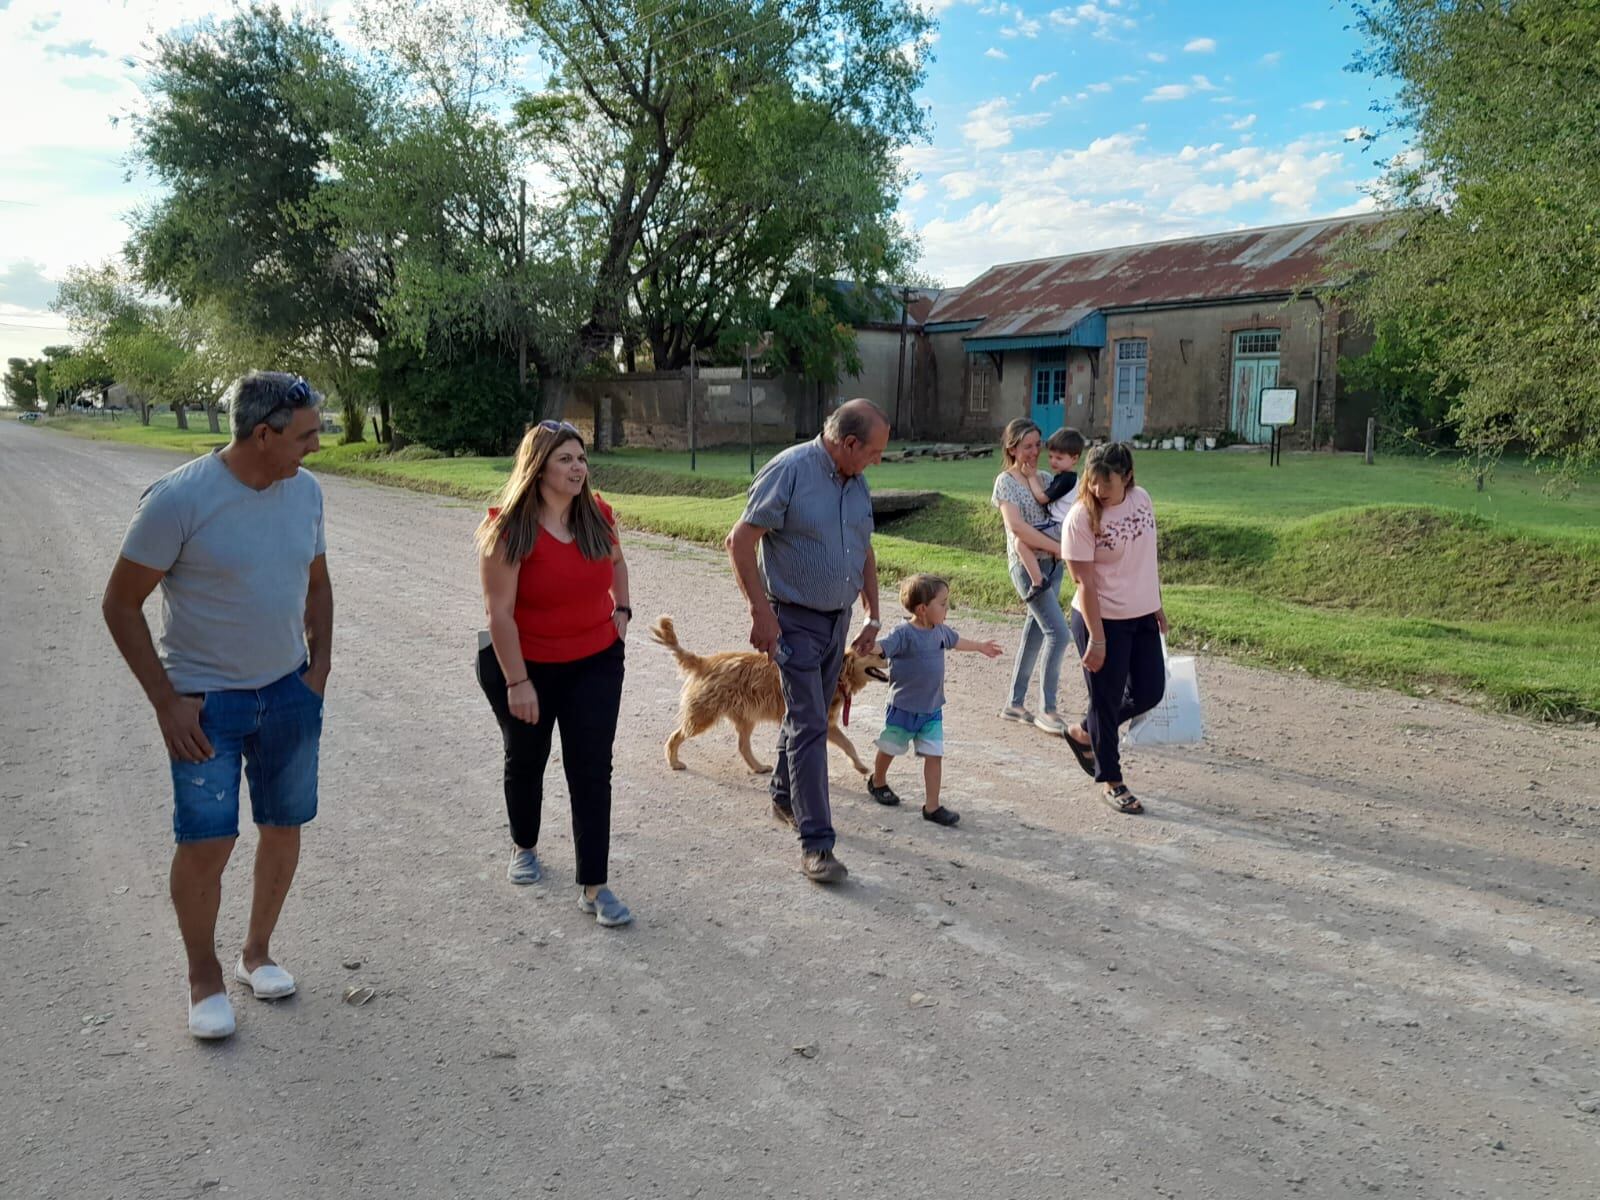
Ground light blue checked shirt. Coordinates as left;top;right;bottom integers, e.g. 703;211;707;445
742;438;874;612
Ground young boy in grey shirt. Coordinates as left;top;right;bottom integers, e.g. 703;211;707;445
867;574;1002;826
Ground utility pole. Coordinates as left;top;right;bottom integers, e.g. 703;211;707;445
687;348;697;472
892;286;911;437
744;340;755;476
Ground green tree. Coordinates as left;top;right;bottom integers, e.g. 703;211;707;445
4;358;40;408
331;0;583;410
512;0;931;367
128;3;387;441
1339;320;1461;452
1339;0;1600;467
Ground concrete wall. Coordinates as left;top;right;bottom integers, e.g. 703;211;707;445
546;370;807;450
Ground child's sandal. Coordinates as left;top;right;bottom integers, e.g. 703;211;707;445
922;806;960;826
868;780;901;807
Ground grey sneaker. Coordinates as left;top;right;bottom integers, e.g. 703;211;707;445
578;887;633;927
506;848;542;885
1033;711;1068;735
998;704;1034;724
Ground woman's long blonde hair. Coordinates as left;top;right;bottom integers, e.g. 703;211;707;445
474;422;614;564
1000;417;1041;469
1077;442;1136;536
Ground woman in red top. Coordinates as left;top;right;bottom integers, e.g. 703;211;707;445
476;419;633;926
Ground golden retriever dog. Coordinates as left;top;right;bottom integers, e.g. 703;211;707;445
651;615;889;775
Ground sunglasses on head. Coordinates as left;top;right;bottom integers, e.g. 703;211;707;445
537;418;580;436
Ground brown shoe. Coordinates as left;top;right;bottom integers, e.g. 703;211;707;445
771;801;798;831
800;849;848;884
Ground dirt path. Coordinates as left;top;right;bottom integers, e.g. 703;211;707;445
2;420;1596;1200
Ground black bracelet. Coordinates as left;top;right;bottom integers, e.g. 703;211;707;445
613;605;633;618
505;677;529;689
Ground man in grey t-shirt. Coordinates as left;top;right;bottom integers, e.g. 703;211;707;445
726;399;888;885
102;372;333;1040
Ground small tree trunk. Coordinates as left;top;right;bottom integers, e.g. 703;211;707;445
173;403;190;431
206;403;221;435
377;394;393;447
140;400;153;427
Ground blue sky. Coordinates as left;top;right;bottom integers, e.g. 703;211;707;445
0;0;1396;363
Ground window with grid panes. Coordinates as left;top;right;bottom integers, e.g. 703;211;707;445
1236;329;1281;355
970;364;992;412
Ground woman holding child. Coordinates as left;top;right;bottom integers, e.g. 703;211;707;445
1062;442;1167;814
990;418;1083;735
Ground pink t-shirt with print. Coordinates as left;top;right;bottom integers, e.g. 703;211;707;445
1062;485;1161;619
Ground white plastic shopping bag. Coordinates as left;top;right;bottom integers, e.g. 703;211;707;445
1123;636;1204;747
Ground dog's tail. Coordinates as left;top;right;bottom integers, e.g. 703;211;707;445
650;615;707;676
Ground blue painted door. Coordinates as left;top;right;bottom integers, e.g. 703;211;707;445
1111;339;1147;441
1230;329;1282;444
1031;362;1067;438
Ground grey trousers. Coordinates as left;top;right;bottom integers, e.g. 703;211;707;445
770;602;850;853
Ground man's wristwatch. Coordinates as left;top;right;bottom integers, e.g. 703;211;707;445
613;605;633;618
863;618;881;630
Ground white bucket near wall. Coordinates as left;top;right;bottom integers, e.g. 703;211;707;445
1174;436;1186;451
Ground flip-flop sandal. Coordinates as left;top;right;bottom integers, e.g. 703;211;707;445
1102;785;1142;814
1102;785;1143;815
1064;729;1097;777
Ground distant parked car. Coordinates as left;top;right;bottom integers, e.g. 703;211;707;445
17;411;41;423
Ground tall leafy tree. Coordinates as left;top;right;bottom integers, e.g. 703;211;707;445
512;0;931;366
1339;0;1600;467
128;3;387;440
4;359;40;408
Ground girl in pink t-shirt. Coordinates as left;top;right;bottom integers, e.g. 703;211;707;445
1061;443;1168;814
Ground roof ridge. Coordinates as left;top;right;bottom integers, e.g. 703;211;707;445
973;210;1393;274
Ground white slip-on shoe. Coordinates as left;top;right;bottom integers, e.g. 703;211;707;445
188;992;236;1040
234;957;297;999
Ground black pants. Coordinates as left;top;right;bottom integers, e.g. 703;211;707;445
477;639;625;886
1069;610;1165;784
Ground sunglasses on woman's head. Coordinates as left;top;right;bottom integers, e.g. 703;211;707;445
537;419;580;435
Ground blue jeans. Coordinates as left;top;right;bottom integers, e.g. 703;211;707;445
770;603;850;853
1007;557;1069;714
169;665;323;843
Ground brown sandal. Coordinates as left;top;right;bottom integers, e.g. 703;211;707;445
1102;784;1143;815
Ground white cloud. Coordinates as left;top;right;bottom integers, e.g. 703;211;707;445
960;97;1051;150
1184;37;1217;53
1144;84;1190;102
1147;52;1167;63
1047;4;1137;37
1261;51;1283;65
1030;72;1057;91
904;128;1374;285
1191;74;1219;92
1303;99;1328;111
1086;81;1112;94
984;46;1008;59
1343;126;1371;142
1230;113;1257;131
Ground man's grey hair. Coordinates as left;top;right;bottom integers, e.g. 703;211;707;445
823;399;888;444
225;371;321;438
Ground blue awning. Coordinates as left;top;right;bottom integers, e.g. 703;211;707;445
962;310;1107;352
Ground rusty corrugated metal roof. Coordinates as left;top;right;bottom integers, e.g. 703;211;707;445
924;213;1391;340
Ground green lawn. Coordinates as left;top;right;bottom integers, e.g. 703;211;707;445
35;413;1600;721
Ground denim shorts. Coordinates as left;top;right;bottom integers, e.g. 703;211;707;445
169;665;324;843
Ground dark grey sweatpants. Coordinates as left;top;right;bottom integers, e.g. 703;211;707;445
770;602;850;853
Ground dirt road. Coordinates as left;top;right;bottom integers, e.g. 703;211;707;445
2;420;1596;1199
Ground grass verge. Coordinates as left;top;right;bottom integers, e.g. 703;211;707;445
34;415;1600;720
